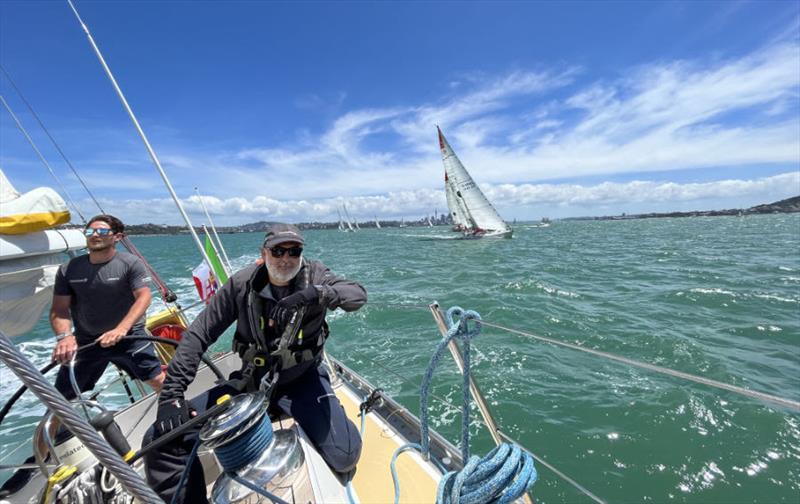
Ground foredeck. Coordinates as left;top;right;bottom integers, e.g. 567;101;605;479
335;383;441;503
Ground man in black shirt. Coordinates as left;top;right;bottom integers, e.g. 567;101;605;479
50;214;164;396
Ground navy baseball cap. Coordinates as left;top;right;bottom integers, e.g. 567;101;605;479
263;223;305;248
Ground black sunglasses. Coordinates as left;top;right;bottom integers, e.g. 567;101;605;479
270;246;303;258
84;228;115;237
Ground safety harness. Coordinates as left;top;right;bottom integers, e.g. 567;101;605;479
232;259;328;391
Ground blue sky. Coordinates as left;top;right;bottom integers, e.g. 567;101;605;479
1;1;798;225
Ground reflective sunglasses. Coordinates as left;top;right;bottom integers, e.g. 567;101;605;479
84;228;115;237
269;246;303;258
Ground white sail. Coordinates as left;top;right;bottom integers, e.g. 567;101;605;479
374;216;381;229
336;208;345;231
438;127;511;237
445;172;470;230
342;203;355;231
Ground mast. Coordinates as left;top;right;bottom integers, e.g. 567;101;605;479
67;0;214;270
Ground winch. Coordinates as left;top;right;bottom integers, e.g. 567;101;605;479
200;392;308;504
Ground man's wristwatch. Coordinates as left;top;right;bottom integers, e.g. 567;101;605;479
55;332;73;341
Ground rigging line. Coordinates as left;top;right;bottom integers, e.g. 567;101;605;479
119;235;174;301
495;429;605;504
0;64;105;214
0;95;86;222
66;0;216;276
477;319;800;412
369;355;604;504
0;66;176;301
366;301;431;310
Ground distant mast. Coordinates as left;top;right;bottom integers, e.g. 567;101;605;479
437;126;512;238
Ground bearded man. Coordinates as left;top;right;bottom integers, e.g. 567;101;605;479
145;223;366;504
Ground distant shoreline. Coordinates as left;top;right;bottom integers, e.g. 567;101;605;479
564;195;799;222
58;195;799;236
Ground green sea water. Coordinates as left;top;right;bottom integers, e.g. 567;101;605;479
2;214;799;503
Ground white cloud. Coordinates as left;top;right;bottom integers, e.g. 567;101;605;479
28;33;800;224
88;171;799;225
487;172;800;207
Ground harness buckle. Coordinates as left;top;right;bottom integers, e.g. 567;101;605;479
253;356;267;367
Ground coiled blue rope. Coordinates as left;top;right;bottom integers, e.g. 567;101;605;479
170;407;289;504
417;306;537;503
437;444;537;504
217;413;291;504
215;413;274;472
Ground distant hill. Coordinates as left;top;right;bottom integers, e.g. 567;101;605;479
565;195;800;221
747;196;800;214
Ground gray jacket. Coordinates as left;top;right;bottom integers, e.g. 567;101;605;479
159;259;367;405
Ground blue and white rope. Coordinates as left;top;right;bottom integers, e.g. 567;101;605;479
420;306;482;462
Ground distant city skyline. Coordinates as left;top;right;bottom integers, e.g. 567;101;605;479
1;1;798;225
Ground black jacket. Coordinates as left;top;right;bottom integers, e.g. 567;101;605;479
159;259;367;405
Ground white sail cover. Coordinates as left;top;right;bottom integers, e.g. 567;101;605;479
0;170;85;336
0;168;71;234
438;128;511;234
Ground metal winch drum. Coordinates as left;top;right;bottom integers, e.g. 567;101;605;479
199;392;308;504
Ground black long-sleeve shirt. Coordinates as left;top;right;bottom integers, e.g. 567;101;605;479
159;260;367;405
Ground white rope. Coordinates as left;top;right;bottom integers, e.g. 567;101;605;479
477;319;800;411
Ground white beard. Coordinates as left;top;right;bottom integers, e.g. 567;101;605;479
269;259;303;284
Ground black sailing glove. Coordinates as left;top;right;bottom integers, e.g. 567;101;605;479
269;286;319;328
153;398;192;438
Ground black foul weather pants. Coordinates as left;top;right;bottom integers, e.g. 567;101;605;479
143;366;363;504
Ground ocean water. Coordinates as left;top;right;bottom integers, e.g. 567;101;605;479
1;214;798;503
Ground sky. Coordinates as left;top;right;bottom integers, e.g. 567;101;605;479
0;1;798;225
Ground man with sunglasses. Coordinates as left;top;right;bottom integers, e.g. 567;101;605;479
0;215;165;497
145;223;367;504
50;214;165;396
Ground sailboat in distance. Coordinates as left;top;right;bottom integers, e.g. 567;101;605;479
342;202;357;231
438;126;512;239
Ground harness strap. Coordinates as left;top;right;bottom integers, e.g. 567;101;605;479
234;259;329;390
